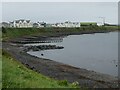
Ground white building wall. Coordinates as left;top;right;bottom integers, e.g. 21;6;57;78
9;20;80;28
27;21;33;27
62;22;80;27
12;20;33;28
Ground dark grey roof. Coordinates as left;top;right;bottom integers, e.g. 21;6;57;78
2;22;10;27
2;22;9;24
9;22;14;24
15;20;20;23
37;22;45;24
14;19;31;23
15;19;26;23
33;23;39;25
20;19;25;22
26;20;30;23
65;21;71;23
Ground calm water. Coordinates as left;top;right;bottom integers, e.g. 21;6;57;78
27;32;118;76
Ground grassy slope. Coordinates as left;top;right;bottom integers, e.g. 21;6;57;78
0;28;2;89
0;50;2;89
2;26;118;40
2;51;79;88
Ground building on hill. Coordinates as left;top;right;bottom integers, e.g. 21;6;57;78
2;22;10;27
33;22;46;28
10;19;33;28
56;23;64;27
9;22;14;27
48;21;80;28
63;21;80;27
46;24;53;27
33;23;39;28
38;22;46;27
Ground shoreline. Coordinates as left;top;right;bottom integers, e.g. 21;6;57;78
3;27;119;41
9;30;118;44
2;40;118;88
2;29;119;88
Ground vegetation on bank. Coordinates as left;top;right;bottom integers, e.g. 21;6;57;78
2;50;80;88
0;49;2;89
2;26;119;40
1;26;119;89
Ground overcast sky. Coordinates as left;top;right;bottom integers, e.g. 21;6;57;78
2;2;118;24
1;0;120;2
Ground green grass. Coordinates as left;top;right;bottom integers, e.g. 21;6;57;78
2;50;79;88
0;49;2;89
80;22;97;26
2;26;119;41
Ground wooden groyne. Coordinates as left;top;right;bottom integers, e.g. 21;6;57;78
11;36;64;44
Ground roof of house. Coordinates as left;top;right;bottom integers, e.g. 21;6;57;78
9;22;14;24
2;22;9;24
65;21;71;23
15;19;31;23
37;22;45;24
33;23;39;25
26;20;31;23
15;20;21;23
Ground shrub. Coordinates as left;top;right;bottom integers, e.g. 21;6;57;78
57;80;68;86
2;27;6;33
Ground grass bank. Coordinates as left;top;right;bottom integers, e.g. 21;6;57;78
0;49;2;89
2;26;118;40
2;50;80;88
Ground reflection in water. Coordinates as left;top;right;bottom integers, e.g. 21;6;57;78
27;32;118;77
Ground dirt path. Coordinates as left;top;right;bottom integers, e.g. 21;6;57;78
2;41;118;88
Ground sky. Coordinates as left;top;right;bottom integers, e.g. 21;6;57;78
2;2;119;24
1;0;120;2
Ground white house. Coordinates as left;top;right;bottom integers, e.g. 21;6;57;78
56;23;65;27
33;22;46;28
56;21;80;27
64;21;80;27
38;22;46;27
8;20;81;28
10;19;33;28
2;22;10;27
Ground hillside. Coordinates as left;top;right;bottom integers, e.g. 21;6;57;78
2;50;79;88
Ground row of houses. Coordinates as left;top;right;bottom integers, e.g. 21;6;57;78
48;21;80;27
9;20;33;28
1;19;98;28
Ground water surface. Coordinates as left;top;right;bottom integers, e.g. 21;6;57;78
27;32;118;76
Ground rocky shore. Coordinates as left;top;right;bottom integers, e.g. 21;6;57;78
2;39;119;88
24;45;64;52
